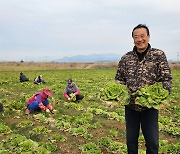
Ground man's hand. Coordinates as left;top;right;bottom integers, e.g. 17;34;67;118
68;97;71;101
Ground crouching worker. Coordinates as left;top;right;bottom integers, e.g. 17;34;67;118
34;75;45;84
25;88;54;115
64;79;84;101
20;72;29;82
0;102;3;112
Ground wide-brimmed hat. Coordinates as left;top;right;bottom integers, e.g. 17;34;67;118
43;88;52;96
67;79;72;84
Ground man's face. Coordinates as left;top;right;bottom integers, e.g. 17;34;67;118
133;28;150;53
68;83;73;87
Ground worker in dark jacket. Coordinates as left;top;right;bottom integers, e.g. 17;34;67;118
0;102;3;112
20;72;29;82
115;24;172;154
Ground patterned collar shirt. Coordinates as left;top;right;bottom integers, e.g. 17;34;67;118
115;44;172;110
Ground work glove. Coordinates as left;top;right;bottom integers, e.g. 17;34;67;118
39;102;46;111
45;108;50;113
47;104;54;111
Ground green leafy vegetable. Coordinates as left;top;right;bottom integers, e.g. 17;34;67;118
133;83;169;109
0;122;12;136
100;82;130;105
80;142;101;154
70;93;76;101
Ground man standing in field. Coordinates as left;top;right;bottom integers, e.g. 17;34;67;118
115;24;172;154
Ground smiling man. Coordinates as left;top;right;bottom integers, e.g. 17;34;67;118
133;26;150;53
115;24;172;154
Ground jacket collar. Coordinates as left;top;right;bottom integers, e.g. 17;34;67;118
133;44;151;61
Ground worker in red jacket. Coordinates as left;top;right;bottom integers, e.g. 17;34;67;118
25;88;54;114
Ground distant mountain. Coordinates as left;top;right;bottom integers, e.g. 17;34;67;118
53;53;122;63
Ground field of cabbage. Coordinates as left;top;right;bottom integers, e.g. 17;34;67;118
0;69;179;154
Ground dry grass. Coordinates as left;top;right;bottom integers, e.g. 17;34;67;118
169;62;180;69
0;62;118;71
0;61;179;72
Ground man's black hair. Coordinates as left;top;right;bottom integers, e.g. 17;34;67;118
132;24;150;37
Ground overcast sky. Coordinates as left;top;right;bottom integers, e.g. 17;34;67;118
0;0;180;61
